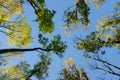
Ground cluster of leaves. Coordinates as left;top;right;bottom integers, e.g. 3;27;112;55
0;0;120;79
84;0;105;8
76;31;120;54
64;0;90;26
76;0;90;25
62;0;90;35
0;0;23;23
28;0;56;34
6;17;32;47
76;32;104;53
62;0;107;35
65;0;105;26
26;53;52;80
93;0;105;8
74;1;120;79
0;61;30;80
96;13;120;48
58;58;89;80
36;9;56;34
39;34;67;57
0;0;32;48
0;54;53;80
76;5;120;53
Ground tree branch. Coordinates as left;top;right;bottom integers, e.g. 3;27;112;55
92;56;120;70
90;63;120;77
27;0;41;11
0;2;10;10
26;70;38;80
0;25;20;32
0;47;53;54
96;66;120;77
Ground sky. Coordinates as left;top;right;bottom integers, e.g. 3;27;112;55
38;0;119;80
1;0;120;80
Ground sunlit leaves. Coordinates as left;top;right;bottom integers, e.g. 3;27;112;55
58;58;89;80
62;25;80;35
96;15;120;42
0;0;29;47
84;0;106;8
0;0;23;23
0;11;11;22
94;0;105;8
0;0;31;47
0;61;30;80
6;18;32;47
64;58;74;69
76;13;120;53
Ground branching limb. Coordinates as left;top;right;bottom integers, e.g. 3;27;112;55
94;65;120;76
92;56;120;70
89;56;120;77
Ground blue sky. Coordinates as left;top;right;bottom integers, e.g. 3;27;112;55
1;0;120;80
23;0;120;80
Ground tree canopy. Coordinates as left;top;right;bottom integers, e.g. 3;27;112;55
0;0;120;80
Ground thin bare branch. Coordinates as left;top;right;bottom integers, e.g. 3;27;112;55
0;25;20;32
103;63;114;73
95;66;120;76
0;47;53;54
0;2;10;10
92;56;120;70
